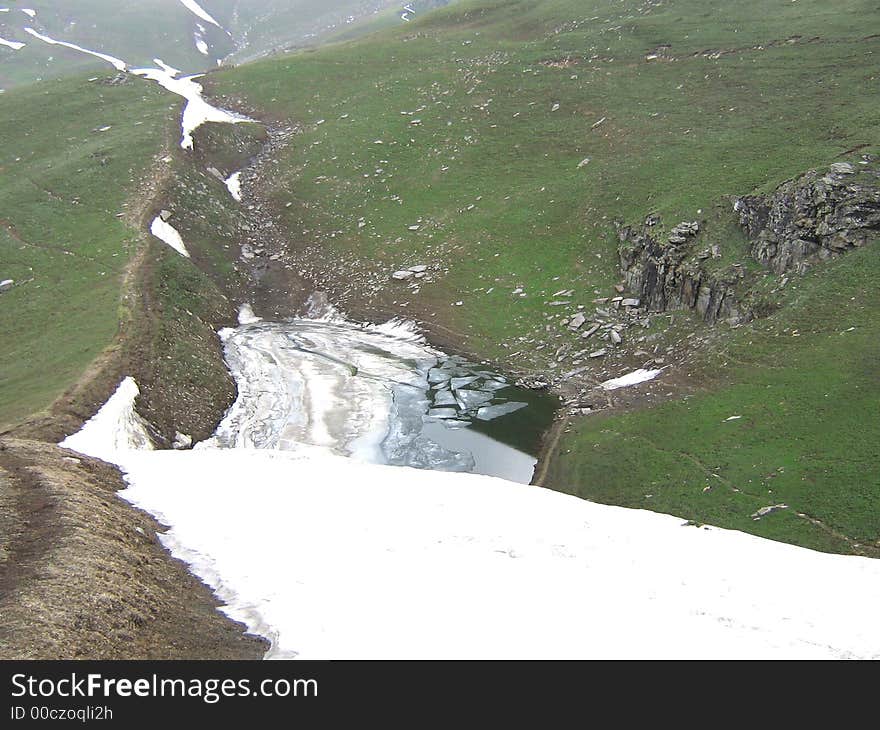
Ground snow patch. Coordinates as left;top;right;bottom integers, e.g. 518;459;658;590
111;447;880;659
131;67;252;150
600;368;664;391
150;216;190;257
224;171;242;201
59;377;153;462
0;37;25;50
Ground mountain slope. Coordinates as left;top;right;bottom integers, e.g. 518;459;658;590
203;0;879;551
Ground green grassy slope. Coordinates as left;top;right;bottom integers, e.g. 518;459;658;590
208;0;879;552
209;0;878;362
0;75;174;428
548;243;880;555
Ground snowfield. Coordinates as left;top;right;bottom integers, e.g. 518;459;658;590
61;377;880;659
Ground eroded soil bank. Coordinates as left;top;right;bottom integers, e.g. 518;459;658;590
0;438;266;659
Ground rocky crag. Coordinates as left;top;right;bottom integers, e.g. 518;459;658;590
618;157;880;325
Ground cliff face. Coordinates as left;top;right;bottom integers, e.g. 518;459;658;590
735;161;880;275
619;220;746;325
618;157;879;324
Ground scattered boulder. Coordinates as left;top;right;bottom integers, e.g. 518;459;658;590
751;504;789;521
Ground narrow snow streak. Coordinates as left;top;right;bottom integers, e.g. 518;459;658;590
150;217;190;257
0;37;24;50
23;28;126;71
178;0;222;28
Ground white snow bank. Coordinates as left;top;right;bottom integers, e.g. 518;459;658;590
237;303;261;325
0;37;25;50
224;171;242;201
24;28;126;71
111;446;880;659
59;377;153;461
178;0;222;28
60;374;880;659
131;67;252;150
601;368;664;391
150;216;190;257
195;36;209;56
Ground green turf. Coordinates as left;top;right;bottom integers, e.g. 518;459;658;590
207;0;878;362
0;74;174;428
205;0;879;552
548;239;880;554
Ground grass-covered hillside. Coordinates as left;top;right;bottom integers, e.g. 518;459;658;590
206;0;878;552
0;73;242;443
0;75;172;428
209;0;877;360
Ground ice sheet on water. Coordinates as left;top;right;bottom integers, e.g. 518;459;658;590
476;402;528;421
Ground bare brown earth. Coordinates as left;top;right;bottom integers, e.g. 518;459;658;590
0;439;266;659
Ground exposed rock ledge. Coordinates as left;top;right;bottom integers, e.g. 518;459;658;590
618;157;879;324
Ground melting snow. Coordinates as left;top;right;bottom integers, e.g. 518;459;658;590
194;35;209;55
0;37;25;50
178;0;222;28
61;416;880;659
224;171;242;201
60;377;153;460
131;66;252;149
150;216;190;257
58;333;880;662
24;28;126;71
600;368;664;391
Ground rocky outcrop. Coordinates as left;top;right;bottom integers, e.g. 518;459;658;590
734;159;880;274
618;219;746;325
618;157;879;325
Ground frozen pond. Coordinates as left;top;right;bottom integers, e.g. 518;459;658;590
205;314;557;484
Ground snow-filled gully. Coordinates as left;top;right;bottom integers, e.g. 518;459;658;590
47;14;880;659
61;313;880;659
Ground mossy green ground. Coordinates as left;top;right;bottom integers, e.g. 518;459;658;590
0;75;174;428
209;0;879;552
548;244;880;555
210;0;878;361
1;0;877;553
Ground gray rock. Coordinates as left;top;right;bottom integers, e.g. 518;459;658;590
568;313;587;330
588;348;607;358
392;270;415;280
621;298;640;307
610;330;622;345
751;504;788;521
